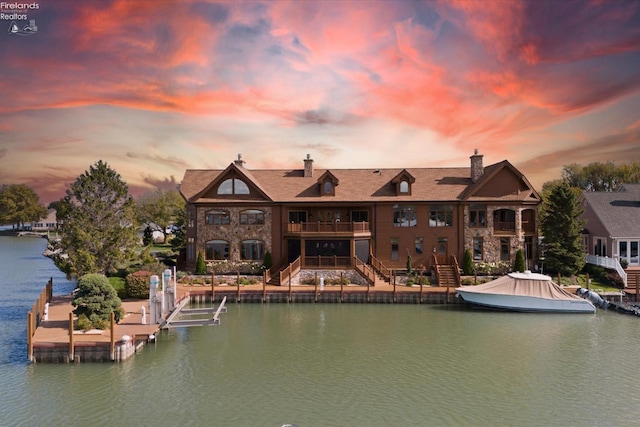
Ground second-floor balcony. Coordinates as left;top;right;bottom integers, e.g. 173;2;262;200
285;221;371;237
493;221;516;234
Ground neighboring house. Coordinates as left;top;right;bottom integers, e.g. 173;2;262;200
579;184;640;287
179;152;541;280
31;209;58;232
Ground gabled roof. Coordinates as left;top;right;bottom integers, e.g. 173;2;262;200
180;160;540;204
317;170;339;185
459;160;541;203
390;169;416;184
581;185;640;238
186;162;272;202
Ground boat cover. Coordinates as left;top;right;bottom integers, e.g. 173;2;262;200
456;272;584;301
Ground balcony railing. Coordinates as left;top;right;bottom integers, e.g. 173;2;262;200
303;256;352;268
586;254;627;287
493;221;516;234
286;221;370;234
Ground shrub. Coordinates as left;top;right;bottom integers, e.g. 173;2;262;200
462;249;474;275
143;226;153;246
125;270;152;299
262;250;273;270
513;249;526;273
72;273;124;329
195;251;206;275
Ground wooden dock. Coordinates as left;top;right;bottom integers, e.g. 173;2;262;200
28;279;461;363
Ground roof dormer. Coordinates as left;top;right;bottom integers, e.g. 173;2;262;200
318;170;339;197
391;169;415;196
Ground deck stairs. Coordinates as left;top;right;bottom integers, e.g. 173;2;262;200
433;254;462;288
626;268;640;291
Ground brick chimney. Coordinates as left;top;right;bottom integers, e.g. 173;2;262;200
234;153;245;168
470;149;484;183
304;154;313;177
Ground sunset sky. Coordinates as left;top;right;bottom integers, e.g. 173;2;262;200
1;0;639;204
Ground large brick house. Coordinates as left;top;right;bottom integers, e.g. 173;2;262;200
179;152;541;279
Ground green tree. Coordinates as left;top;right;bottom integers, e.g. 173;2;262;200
169;205;186;253
462;249;474;275
195;250;206;275
262;250;273;271
72;273;123;329
0;184;47;229
561;161;640;192
57;160;139;276
540;183;585;276
513;249;526;273
136;189;185;244
143;226;153;246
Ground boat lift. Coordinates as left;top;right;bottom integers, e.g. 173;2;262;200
161;296;227;329
148;269;228;329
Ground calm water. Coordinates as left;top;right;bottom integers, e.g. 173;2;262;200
1;235;640;426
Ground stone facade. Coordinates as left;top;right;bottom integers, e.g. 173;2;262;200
196;206;272;263
463;205;536;263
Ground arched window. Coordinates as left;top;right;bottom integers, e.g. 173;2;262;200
323;181;333;194
399;180;409;193
240;209;265;225
205;210;230;225
217;178;250;195
241;240;264;261
206;240;229;260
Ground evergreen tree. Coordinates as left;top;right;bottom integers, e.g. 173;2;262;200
57;160;139;276
72;273;123;329
0;184;47;229
462;249;474;275
540;182;585;276
262;250;273;270
143;226;154;246
513;249;526;273
195;251;206;275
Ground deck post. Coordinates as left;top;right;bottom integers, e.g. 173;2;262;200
288;276;292;302
68;312;74;363
110;312;115;361
340;272;344;303
314;272;318;303
419;281;423;304
211;274;216;303
27;312;33;362
237;278;241;303
393;271;397;303
262;272;267;303
367;282;370;303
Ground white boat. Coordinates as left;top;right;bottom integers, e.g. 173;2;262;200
456;271;596;313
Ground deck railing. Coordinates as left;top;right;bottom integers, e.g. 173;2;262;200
370;254;390;282
286;221;370;234
279;257;301;287
353;257;376;286
586;254;627;287
303;255;352;268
